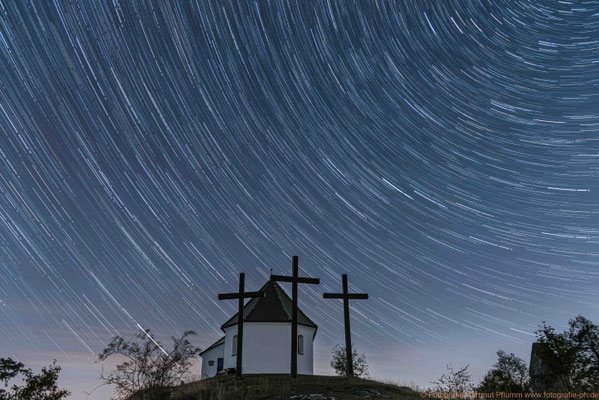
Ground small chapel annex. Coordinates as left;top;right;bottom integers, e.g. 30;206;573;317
200;278;318;378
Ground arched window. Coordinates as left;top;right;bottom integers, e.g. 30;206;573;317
298;335;304;355
232;335;238;356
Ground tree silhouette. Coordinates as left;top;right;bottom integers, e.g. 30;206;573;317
98;329;201;400
535;315;599;391
0;358;69;400
478;350;530;395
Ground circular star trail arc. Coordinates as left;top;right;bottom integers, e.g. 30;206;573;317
0;0;598;395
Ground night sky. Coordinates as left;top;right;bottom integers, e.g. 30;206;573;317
1;1;598;398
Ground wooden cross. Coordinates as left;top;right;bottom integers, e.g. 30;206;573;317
271;255;320;378
323;274;368;377
217;272;264;379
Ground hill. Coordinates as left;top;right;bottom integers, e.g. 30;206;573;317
170;374;420;400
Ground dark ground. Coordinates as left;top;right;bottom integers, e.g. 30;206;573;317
171;374;420;400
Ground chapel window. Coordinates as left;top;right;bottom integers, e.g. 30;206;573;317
298;335;304;355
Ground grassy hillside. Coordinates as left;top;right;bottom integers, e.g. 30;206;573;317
170;374;420;400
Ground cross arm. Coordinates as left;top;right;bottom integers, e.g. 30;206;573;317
271;275;320;284
244;291;265;298
297;277;320;284
218;293;240;300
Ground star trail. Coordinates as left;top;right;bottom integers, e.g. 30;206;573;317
0;0;598;397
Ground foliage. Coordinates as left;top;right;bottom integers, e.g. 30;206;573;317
330;345;369;378
429;364;474;394
535;315;599;391
0;358;69;400
98;329;201;400
477;350;530;394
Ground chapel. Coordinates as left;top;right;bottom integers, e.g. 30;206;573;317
200;278;317;378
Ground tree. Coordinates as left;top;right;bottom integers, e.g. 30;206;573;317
0;358;70;400
477;350;530;394
330;345;369;377
535;315;599;391
98;329;201;400
430;364;474;394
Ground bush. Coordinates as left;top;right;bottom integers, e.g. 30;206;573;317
429;364;474;394
330;344;369;377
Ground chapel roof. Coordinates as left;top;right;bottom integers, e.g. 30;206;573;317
221;279;318;331
199;336;225;355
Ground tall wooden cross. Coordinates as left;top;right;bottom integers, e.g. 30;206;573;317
271;255;320;378
323;274;368;377
217;272;264;379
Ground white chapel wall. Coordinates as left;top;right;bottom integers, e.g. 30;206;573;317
243;322;291;374
297;324;315;375
223;325;238;370
222;322;316;375
200;342;224;379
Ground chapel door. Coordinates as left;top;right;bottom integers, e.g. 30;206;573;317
217;358;224;373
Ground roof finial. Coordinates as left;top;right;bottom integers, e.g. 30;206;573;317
269;268;273;277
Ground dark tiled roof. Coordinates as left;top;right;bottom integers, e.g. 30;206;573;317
221;279;317;330
200;336;225;355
